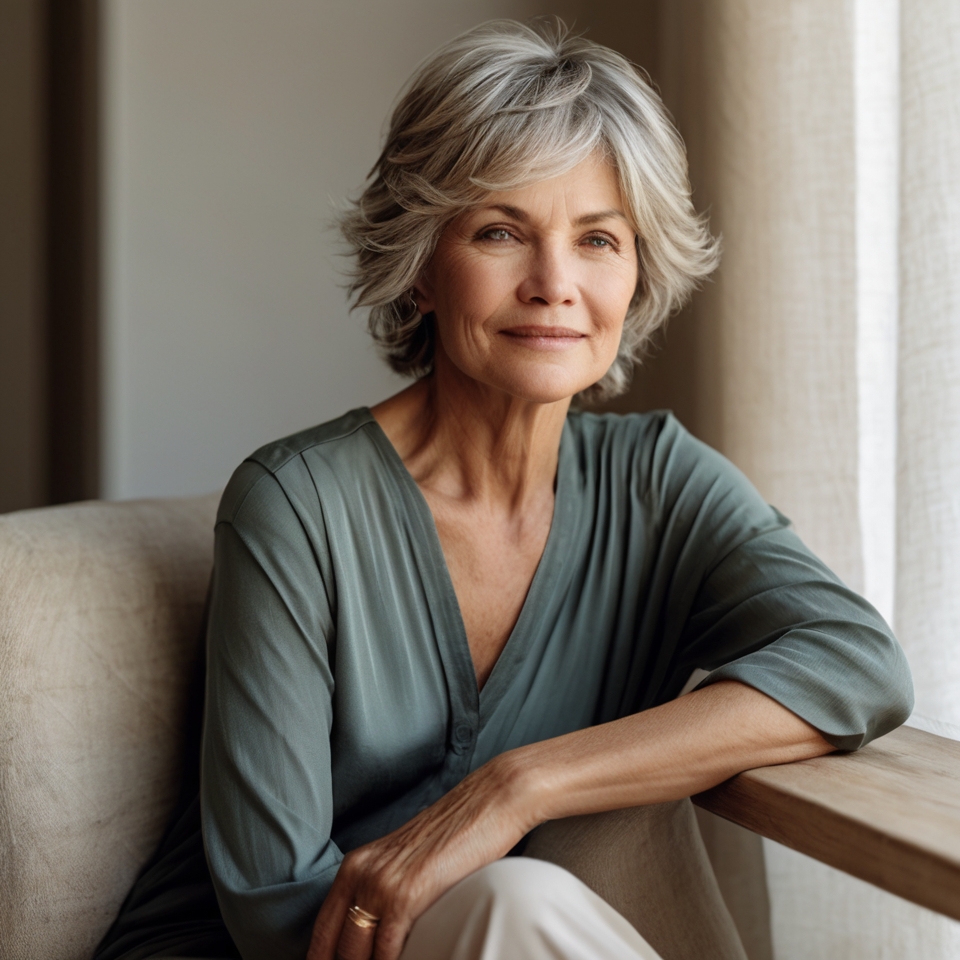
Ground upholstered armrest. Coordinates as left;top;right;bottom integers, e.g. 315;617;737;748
694;725;960;921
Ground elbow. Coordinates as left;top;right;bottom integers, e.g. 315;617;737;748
881;659;915;735
858;642;915;749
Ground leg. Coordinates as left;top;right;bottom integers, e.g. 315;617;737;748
399;858;663;960
522;799;749;960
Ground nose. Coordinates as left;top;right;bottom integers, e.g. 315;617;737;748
516;242;578;307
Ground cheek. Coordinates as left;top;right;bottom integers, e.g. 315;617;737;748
447;258;514;307
434;262;515;343
593;271;637;334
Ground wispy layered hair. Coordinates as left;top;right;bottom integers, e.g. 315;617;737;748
340;18;719;402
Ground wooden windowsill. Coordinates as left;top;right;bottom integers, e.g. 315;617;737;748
694;725;960;921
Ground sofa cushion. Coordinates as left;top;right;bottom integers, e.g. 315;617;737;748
0;494;218;960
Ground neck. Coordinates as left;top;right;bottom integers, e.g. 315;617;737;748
371;356;570;512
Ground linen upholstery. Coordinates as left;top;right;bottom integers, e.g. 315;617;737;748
0;494;218;960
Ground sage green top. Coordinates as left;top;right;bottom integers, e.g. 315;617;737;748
200;407;912;960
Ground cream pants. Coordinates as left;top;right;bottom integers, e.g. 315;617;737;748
398;857;662;959
398;799;749;960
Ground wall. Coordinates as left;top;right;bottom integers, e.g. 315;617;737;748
0;0;47;513
100;0;572;499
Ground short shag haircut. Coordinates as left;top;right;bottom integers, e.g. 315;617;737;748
340;18;719;403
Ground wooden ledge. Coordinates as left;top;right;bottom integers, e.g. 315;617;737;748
694;725;960;920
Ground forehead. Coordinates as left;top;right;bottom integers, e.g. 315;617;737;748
467;155;631;224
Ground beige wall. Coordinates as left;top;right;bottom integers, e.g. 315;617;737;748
102;0;590;499
0;0;47;513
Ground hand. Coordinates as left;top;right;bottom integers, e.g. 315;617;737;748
307;754;533;960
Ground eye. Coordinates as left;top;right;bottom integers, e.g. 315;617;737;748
583;234;616;249
479;227;514;242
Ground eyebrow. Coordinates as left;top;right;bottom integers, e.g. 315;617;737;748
482;204;631;227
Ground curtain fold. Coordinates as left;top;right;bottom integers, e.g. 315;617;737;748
896;0;960;742
605;0;960;955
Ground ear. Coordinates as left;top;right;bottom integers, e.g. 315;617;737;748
410;270;436;316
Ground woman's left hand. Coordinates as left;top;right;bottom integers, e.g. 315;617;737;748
307;753;534;960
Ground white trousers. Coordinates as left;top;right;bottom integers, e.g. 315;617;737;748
399;858;662;960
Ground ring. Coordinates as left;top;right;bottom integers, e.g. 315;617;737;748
347;904;381;929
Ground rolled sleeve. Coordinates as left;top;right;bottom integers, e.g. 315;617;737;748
684;523;914;750
655;423;914;751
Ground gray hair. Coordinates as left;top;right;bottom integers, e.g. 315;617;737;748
340;18;719;403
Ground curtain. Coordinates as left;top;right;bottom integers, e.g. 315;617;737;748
607;0;960;955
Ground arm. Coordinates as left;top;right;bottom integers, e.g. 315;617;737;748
309;679;831;960
202;462;342;960
509;679;833;820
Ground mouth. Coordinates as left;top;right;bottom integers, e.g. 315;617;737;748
498;326;587;350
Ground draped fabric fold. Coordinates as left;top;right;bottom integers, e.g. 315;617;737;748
594;0;960;955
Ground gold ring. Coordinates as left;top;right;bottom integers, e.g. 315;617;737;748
347;904;381;929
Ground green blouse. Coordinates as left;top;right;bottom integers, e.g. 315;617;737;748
200;407;912;960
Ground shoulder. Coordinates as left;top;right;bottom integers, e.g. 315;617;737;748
567;409;787;534
216;407;380;527
566;408;672;450
246;407;376;474
565;408;714;492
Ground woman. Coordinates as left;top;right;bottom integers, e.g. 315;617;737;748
94;18;912;960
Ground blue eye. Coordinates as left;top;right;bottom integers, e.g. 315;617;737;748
483;228;512;241
586;236;611;247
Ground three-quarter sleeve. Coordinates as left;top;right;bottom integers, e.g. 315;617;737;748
651;419;913;751
201;461;341;960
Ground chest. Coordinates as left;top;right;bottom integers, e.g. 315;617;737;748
424;492;555;691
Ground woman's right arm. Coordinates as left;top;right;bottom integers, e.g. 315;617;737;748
202;463;341;960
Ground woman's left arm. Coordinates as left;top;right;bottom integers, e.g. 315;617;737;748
309;679;829;960
507;678;832;820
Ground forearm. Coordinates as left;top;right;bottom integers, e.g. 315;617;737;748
502;680;834;829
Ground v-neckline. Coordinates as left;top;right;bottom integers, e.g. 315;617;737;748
361;407;576;724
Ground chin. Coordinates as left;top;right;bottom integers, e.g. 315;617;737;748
487;363;602;405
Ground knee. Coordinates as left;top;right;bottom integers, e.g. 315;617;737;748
403;858;658;960
462;857;589;915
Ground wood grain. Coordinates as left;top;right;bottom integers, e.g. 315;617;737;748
693;725;960;920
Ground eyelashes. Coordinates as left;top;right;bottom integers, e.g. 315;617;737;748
478;227;513;242
475;225;624;252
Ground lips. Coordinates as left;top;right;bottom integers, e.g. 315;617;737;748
497;325;587;352
499;326;585;339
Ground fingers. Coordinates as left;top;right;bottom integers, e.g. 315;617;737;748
307;852;396;960
339;888;414;960
308;884;352;960
334;909;378;960
308;856;409;960
370;918;410;960
311;896;408;960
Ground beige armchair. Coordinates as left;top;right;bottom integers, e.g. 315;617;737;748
0;495;219;960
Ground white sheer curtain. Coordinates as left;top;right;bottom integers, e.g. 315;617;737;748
611;0;960;955
896;0;960;746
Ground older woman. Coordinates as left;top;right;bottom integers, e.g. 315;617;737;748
94;18;912;960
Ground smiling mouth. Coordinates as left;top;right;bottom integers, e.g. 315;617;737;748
499;325;586;346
